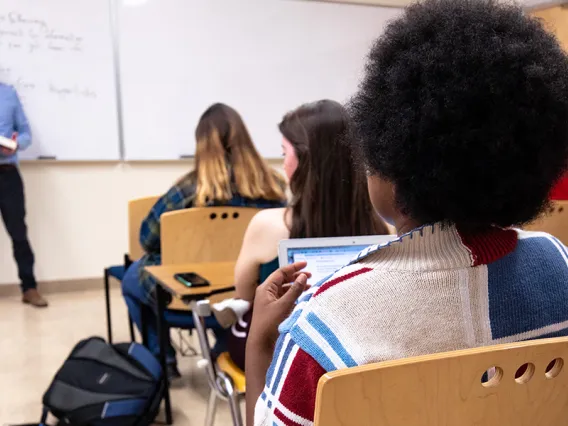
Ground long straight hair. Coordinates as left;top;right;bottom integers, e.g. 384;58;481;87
185;103;286;206
280;100;388;238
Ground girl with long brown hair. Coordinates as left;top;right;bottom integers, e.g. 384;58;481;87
122;103;286;380
216;100;389;370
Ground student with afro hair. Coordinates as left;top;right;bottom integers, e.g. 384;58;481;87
245;1;568;424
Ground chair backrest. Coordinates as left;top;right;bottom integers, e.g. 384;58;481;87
525;201;568;244
128;196;160;261
315;337;568;426
160;206;261;265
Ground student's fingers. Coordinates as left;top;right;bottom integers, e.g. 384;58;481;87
292;271;312;280
264;261;308;288
281;282;311;296
278;273;308;306
279;271;311;295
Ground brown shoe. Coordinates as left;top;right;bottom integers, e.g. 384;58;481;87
22;288;48;307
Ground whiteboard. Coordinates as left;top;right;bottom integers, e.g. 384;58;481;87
0;0;120;160
119;0;401;160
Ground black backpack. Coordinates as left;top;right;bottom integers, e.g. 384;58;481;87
38;337;164;426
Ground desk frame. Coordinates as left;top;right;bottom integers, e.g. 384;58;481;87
144;262;236;425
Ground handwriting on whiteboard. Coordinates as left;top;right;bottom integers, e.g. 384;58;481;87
0;11;97;101
0;11;83;53
0;66;98;101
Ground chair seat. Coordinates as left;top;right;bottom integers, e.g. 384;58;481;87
107;265;126;280
217;352;246;393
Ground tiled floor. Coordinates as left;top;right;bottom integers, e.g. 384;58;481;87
0;287;236;425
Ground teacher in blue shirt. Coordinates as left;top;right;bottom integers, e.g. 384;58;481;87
0;83;47;307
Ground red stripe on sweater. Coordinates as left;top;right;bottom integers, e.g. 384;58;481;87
457;227;517;266
314;267;373;297
278;348;325;423
274;408;303;426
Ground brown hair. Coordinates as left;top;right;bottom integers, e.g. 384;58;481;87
279;100;388;238
187;103;286;206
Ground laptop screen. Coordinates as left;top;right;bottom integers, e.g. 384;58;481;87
286;244;370;285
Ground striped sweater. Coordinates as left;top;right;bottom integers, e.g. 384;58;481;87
254;224;568;426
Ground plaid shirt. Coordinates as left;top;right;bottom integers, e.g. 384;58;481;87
137;178;286;299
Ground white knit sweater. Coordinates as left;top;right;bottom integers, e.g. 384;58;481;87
255;224;568;426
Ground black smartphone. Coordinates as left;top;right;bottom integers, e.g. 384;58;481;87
174;272;210;288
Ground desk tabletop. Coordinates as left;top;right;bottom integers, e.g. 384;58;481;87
145;261;235;300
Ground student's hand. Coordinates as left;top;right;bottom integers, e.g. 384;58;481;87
248;261;311;348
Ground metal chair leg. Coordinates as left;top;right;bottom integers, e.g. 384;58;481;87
156;286;173;425
205;389;218;426
220;374;244;426
172;328;198;357
104;269;113;344
228;391;243;426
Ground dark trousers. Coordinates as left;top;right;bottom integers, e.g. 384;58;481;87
0;165;36;292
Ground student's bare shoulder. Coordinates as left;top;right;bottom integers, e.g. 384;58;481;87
251;208;286;226
248;208;288;238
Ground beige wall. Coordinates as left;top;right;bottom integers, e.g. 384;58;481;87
0;161;281;285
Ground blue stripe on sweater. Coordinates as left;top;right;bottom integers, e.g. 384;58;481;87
306;312;357;368
488;236;568;339
265;334;286;386
270;337;296;395
279;308;303;334
290;327;336;372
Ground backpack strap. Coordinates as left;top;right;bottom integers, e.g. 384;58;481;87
102;399;148;418
61;399;147;426
127;342;161;380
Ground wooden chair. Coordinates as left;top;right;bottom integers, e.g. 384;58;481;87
159;206;259;426
104;195;159;343
530;5;568;52
314;337;568;426
161;206;260;309
161;206;261;265
128;196;161;261
525;200;568;245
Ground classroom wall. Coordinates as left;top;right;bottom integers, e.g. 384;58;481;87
1;3;564;287
0;161;282;285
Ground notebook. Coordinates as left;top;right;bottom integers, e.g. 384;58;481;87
0;135;17;150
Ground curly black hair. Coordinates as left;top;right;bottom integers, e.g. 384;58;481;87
350;0;568;228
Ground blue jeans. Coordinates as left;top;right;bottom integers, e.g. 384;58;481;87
121;260;227;365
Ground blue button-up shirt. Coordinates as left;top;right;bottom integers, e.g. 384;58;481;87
0;83;32;165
